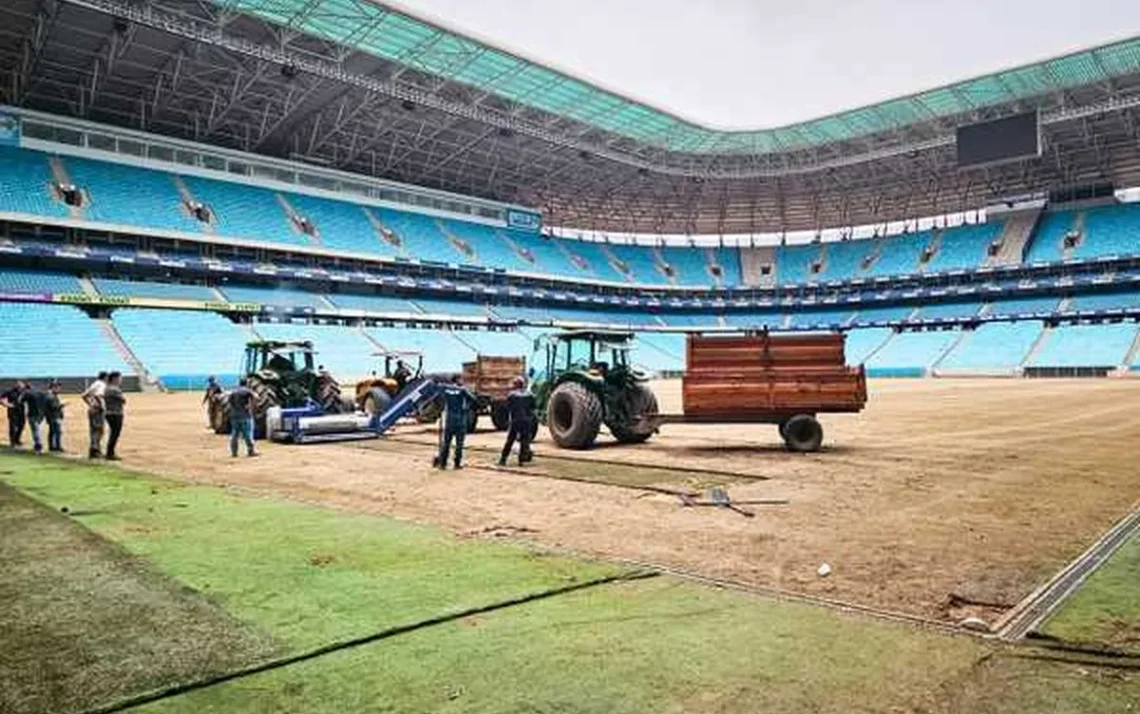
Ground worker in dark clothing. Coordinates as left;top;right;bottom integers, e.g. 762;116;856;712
227;377;257;458
2;380;28;447
22;382;49;454
393;360;412;393
435;375;477;470
46;380;65;453
498;376;536;467
203;375;223;428
102;371;126;461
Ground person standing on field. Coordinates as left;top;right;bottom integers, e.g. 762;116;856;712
22;381;49;454
46;380;65;453
102;372;126;461
2;380;28;447
498;376;536;467
203;375;222;426
82;371;107;458
435;374;477;470
227;377;258;458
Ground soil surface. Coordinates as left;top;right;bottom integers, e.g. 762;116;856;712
11;378;1140;622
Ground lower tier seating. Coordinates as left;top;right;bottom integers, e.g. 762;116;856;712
0;303;130;378
112;308;248;388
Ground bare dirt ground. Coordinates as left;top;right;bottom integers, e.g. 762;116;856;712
11;378;1140;622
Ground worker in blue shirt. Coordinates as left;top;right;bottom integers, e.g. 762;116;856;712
435;374;477;470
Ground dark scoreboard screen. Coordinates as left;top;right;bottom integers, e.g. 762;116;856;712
956;111;1040;168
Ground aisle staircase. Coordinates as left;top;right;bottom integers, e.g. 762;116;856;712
77;275;100;298
739;246;776;287
987;208;1041;266
48;156;85;220
1021;326;1054;366
97;318;160;392
917;229;943;273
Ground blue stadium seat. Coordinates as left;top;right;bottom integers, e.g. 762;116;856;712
1029;323;1138;367
660;246;715;286
287;194;399;257
866;232;929;277
0;303;130;378
113;308;246;387
775;244;822;284
937;321;1042;370
252;321;378;379
413;297;489;317
923;223;1002;272
442;219;531;272
94;278;217;301
609;244;664;284
1025;211;1074;263
511;233;592;278
219;284;328;309
64;157;198;233
851;305;917;324
0;269;82;295
0;147;68;219
819;241;872;282
865;329;961;376
561;241;630;283
788;309;856;328
325;293;421;314
722;311;783;328
844;328;892;365
1076;203;1140;260
913;302;981;321
988;295;1059;317
181;176;305;246
1067;291;1140;313
374;209;462;264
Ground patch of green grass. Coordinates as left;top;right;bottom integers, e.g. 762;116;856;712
0;482;277;714
1039;531;1140;652
0;453;624;653
135;576;990;714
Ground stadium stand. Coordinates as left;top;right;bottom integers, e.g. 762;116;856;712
788;309;856;328
367;326;474;372
864;329;961;376
325;292;421;313
937;322;1043;372
218;284;329;309
845;328;892;365
181;175;305;246
93;278;217;301
0;302;130;377
251;321;377;378
442;219;532;272
659;246;715;286
373;208;460;264
1067;291;1140;312
852;305;917;324
1077;203;1140;259
1028;323;1139;367
723;311;784;328
865;232;928;276
1024;211;1076;263
0;147;69;219
922;223;1003;272
820;241;872;282
63;157;198;233
0;269;82;294
286;193;399;257
775;244;821;284
912;301;982;321
988;295;1060;317
413;297;489;317
112;308;247;388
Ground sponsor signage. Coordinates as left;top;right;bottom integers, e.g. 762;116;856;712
55;293;130;306
506;209;542;233
204;301;260;313
0;290;52;303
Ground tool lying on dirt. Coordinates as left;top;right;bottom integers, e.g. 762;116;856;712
676;487;790;518
268;377;442;444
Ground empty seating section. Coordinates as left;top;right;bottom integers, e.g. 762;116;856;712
820;241;872;282
657;313;717;327
708;246;743;285
0;147;68;218
1068;292;1140;312
367;327;473;373
442;220;530;272
723;311;783;328
252;321;377;378
865;233;928;277
1077;203;1140;259
287;194;397;257
219;284;328;308
988;295;1059;316
0;269;81;294
913;302;981;320
326;292;420;314
94;278;216;301
511;233;589;277
1025;211;1074;263
865;330;961;376
561;241;629;283
851;305;916;324
660;247;713;285
609;244;663;283
1029;323;1138;367
64;157;198;233
937;322;1042;371
789;309;855;327
775;244;821;284
0;303;129;377
373;209;457;264
113;308;246;386
182;176;303;246
451;329;531;357
924;223;1002;272
632;333;685;372
844;328;891;365
413;297;488;317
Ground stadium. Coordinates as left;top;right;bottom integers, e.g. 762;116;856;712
2;1;1140;712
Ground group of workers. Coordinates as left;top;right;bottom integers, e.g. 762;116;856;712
434;374;536;470
2;371;126;459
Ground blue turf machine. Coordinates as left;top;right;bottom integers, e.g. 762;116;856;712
268;377;442;444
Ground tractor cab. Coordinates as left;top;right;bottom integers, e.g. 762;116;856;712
242;340;315;378
534;330;638;384
354;350;425;414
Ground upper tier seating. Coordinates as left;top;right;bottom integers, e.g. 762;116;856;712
181;176;305;246
0;303;129;377
609;243;664;284
1029;323;1138;367
63;157;198;233
560;241;629;283
865;329;961;375
0;269;82;294
113;308;247;386
367;326;473;373
1076;203;1140;260
0;147;68;219
1067;291;1140;313
219;284;328;309
373;209;460;264
659;246;715;286
252;321;377;378
775;244;821;285
988;295;1059;317
912;301;981;320
937;321;1042;371
866;232;930;277
325;292;421;314
287;193;399;257
922;223;1002;272
1025;211;1076;263
511;233;590;277
94;278;217;301
819;241;872;282
442;219;533;273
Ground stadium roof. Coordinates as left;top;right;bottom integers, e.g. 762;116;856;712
4;0;1140;233
212;0;1140;156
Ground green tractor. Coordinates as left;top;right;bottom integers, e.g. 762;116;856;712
531;330;659;449
209;340;349;437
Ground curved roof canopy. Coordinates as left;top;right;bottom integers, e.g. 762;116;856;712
213;0;1140;156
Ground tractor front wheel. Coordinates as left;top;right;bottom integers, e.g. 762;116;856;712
546;382;602;449
782;414;823;453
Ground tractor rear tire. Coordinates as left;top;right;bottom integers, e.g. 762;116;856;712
608;383;659;444
209;394;230;435
248;376;280;440
491;402;510;430
546;382;602;449
782;414;823;453
363;388;392;417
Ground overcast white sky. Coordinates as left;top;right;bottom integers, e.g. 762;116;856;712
395;0;1140;128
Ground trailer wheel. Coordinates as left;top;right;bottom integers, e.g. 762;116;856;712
782;414;823;453
363;388;392;416
491;403;510;431
546;382;602;449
